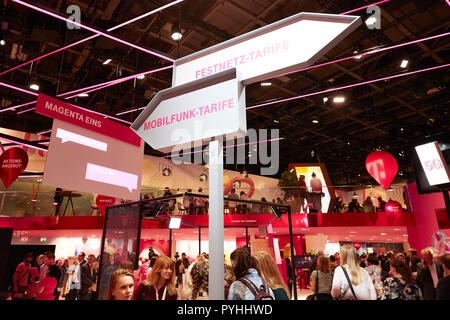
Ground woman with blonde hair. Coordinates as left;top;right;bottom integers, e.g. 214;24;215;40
134;256;178;300
106;269;134;300
310;255;333;300
331;245;376;300
252;251;289;300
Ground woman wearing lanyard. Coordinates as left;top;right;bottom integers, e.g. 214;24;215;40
134;256;178;300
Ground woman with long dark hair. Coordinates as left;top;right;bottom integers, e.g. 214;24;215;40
380;258;423;300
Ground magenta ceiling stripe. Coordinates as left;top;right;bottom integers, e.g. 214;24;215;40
0;0;182;77
0;81;39;96
61;65;173;99
263;32;450;81
16;107;36;114
0;35;98;77
248;64;450;110
340;0;391;15
0;101;36;113
12;0;174;62
0;136;48;152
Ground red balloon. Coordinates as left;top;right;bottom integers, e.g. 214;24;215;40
353;242;362;250
0;147;29;188
365;151;398;190
385;200;403;214
96;195;116;215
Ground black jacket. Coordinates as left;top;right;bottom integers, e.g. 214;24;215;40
416;261;444;300
80;263;97;295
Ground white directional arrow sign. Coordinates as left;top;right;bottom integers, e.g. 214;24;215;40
131;68;246;153
172;12;361;86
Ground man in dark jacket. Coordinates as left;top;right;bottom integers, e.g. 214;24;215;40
416;248;444;300
80;254;97;300
406;248;421;273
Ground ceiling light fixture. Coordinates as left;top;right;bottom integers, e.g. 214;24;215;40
323;97;329;103
137;75;145;80
400;59;409;68
103;59;112;65
29;84;40;91
333;96;345;103
312;116;319;124
261;82;272;86
0;39;5;46
78;93;89;97
171;24;182;41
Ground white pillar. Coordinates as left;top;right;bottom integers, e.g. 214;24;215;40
208;138;224;300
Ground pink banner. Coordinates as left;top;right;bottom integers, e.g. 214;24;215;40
35;94;140;147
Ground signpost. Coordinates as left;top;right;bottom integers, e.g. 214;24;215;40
131;68;246;153
132;11;361;300
173;12;361;86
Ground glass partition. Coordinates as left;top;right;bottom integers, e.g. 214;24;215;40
97;202;141;300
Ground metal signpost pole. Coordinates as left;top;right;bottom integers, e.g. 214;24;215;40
208;138;224;300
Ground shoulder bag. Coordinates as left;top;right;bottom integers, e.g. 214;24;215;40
306;270;319;300
341;266;357;300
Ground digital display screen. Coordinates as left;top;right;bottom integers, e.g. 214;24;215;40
43;119;144;200
415;142;450;187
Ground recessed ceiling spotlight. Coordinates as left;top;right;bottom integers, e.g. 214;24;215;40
273;119;279;123
333;96;345;103
312;116;319;124
261;82;272;86
0;39;5;46
323;97;329;103
400;59;409;68
137;74;145;80
380;233;387;235
29;84;40;91
365;17;377;27
171;24;182;41
78;93;89;97
103;59;112;65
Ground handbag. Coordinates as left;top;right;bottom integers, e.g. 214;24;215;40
306;270;319;300
340;266;357;300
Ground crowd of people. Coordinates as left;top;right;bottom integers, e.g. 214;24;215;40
10;245;449;300
302;246;450;300
131;248;289;300
10;251;100;300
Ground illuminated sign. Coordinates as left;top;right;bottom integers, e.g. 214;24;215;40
415;142;450;186
173;12;361;86
132;68;246;152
